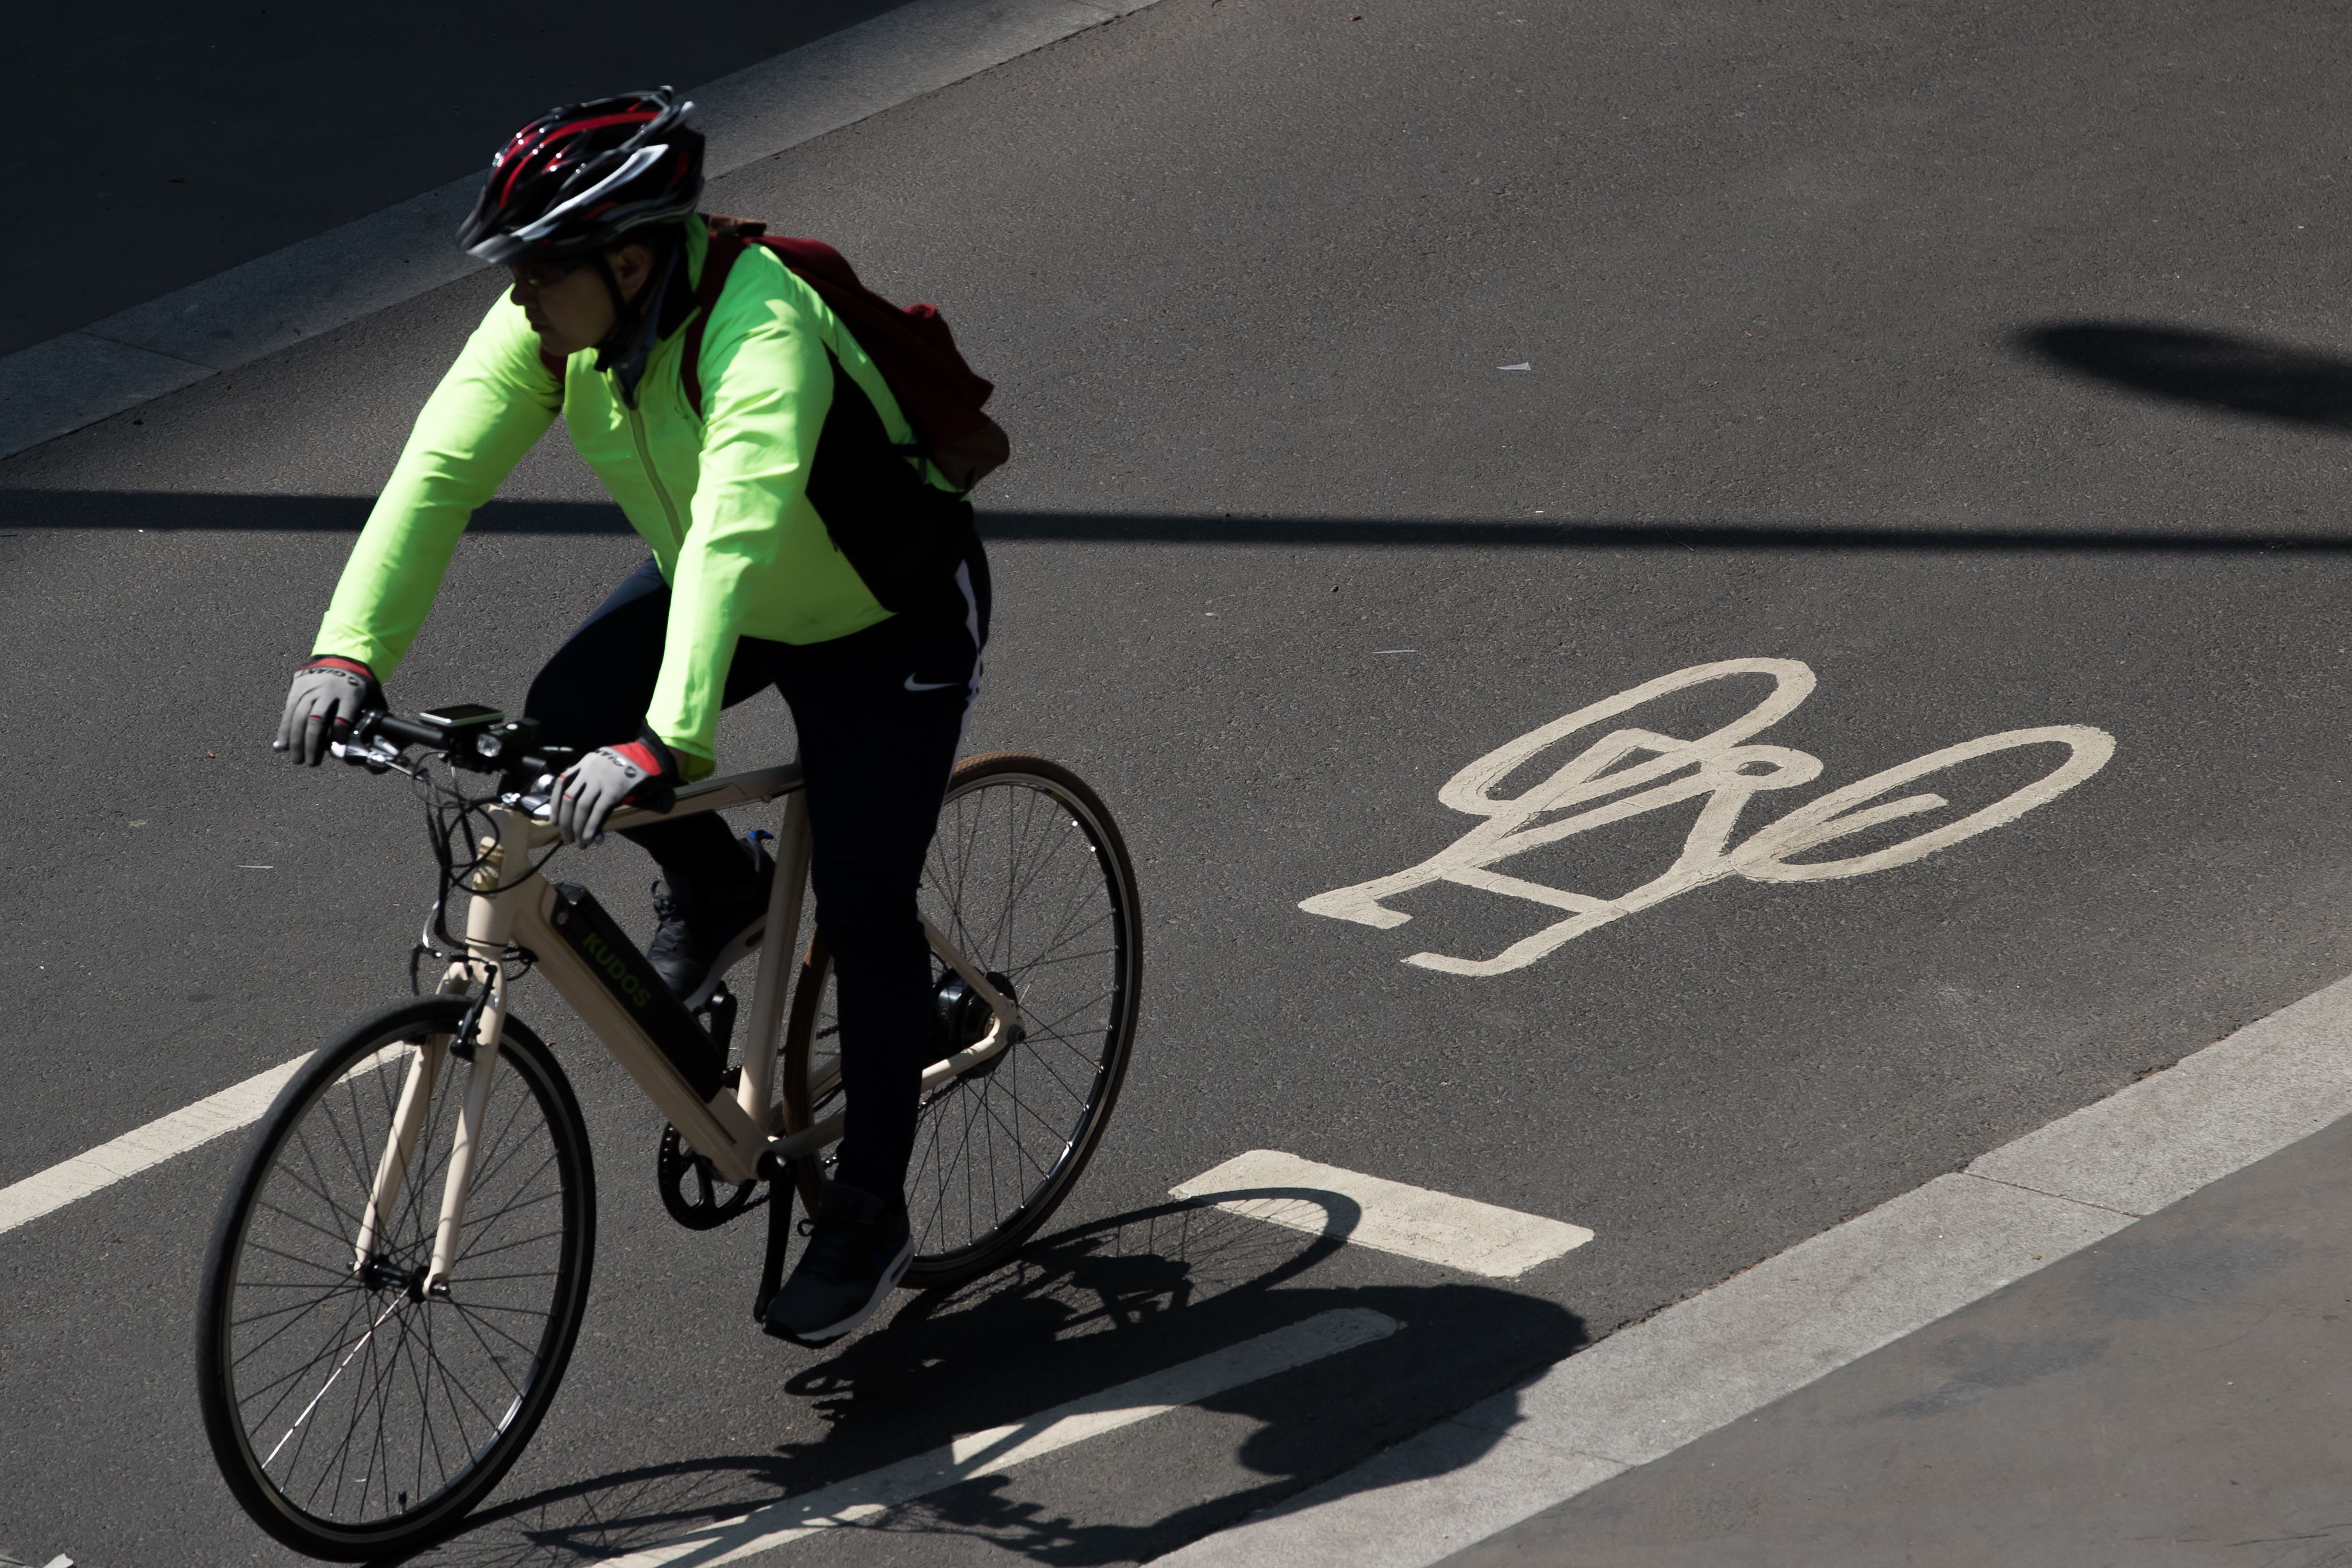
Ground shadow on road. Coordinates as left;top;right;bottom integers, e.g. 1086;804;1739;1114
401;1193;1585;1567
6;486;2352;552
2019;321;2352;429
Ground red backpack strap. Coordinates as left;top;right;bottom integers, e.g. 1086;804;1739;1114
680;218;998;447
679;215;766;419
760;234;996;448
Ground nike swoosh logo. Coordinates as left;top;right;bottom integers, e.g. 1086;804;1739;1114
904;675;961;692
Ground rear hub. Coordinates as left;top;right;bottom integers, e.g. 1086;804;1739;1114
930;969;1018;1078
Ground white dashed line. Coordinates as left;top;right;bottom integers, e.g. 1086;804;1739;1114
1171;1150;1594;1278
0;1054;308;1238
599;1307;1400;1566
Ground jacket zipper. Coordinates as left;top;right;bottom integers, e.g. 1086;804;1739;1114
627;402;686;552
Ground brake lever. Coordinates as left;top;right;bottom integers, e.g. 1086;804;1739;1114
330;737;404;774
501;772;560;823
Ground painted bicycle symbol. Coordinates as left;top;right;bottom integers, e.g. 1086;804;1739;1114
1299;658;2115;977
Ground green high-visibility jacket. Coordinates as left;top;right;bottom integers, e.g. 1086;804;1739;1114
314;221;949;776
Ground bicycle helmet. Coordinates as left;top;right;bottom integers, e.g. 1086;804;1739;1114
458;88;705;264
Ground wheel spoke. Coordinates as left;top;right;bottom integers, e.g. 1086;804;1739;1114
207;1008;586;1546
788;766;1134;1281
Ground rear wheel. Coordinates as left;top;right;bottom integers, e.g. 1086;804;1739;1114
782;752;1142;1288
195;996;595;1561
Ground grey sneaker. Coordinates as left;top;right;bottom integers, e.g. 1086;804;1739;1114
763;1180;915;1346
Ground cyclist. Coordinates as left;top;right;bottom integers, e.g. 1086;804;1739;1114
271;89;1004;1347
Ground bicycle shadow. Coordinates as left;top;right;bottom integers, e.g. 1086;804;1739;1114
402;1189;1586;1567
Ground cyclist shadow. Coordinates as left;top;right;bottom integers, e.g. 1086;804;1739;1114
409;1188;1586;1567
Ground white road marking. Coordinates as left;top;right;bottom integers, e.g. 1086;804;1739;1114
1301;658;2115;976
0;1054;307;1238
1157;971;2352;1568
599;1307;1400;1567
1172;1151;1593;1278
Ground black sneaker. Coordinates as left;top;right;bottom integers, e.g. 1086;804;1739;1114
763;1180;915;1346
647;839;775;1008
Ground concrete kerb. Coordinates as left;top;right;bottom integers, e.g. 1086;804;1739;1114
1151;971;2352;1567
0;0;1160;463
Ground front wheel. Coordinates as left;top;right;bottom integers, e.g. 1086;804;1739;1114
782;752;1143;1289
195;997;596;1561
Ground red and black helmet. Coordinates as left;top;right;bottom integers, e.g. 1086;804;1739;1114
457;88;705;265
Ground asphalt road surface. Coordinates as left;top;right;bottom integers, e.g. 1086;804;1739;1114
7;0;909;356
8;0;2352;1562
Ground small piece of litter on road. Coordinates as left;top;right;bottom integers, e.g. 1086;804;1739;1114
1498;362;1531;371
236;865;275;870
1372;649;1417;655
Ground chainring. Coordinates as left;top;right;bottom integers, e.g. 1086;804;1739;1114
656;1122;761;1231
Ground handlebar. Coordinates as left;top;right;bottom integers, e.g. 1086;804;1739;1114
370;714;449;752
337;706;579;783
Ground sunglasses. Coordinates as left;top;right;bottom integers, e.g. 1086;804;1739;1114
506;259;588;290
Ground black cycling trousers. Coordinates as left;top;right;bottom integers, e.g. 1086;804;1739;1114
524;539;990;1201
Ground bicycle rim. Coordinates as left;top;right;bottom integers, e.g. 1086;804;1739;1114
197;998;594;1559
785;752;1142;1288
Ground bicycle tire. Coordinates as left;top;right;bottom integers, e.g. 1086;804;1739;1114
195;996;595;1561
781;751;1142;1289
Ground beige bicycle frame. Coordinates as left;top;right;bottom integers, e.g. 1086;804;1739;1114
351;762;1025;1292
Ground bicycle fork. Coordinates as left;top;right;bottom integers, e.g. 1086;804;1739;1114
352;813;524;1295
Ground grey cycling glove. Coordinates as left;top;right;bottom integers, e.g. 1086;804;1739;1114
274;657;381;766
552;737;680;847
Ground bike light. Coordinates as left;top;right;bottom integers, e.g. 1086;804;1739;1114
430;713;545;773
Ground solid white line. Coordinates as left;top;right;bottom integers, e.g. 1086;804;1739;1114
0;0;1165;460
600;1307;1400;1567
0;1054;308;1238
1171;1150;1593;1278
1152;971;2352;1567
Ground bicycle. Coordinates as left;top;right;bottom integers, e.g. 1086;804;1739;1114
193;702;1142;1561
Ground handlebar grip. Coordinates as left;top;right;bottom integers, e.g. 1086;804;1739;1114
519;746;581;777
370;713;446;750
